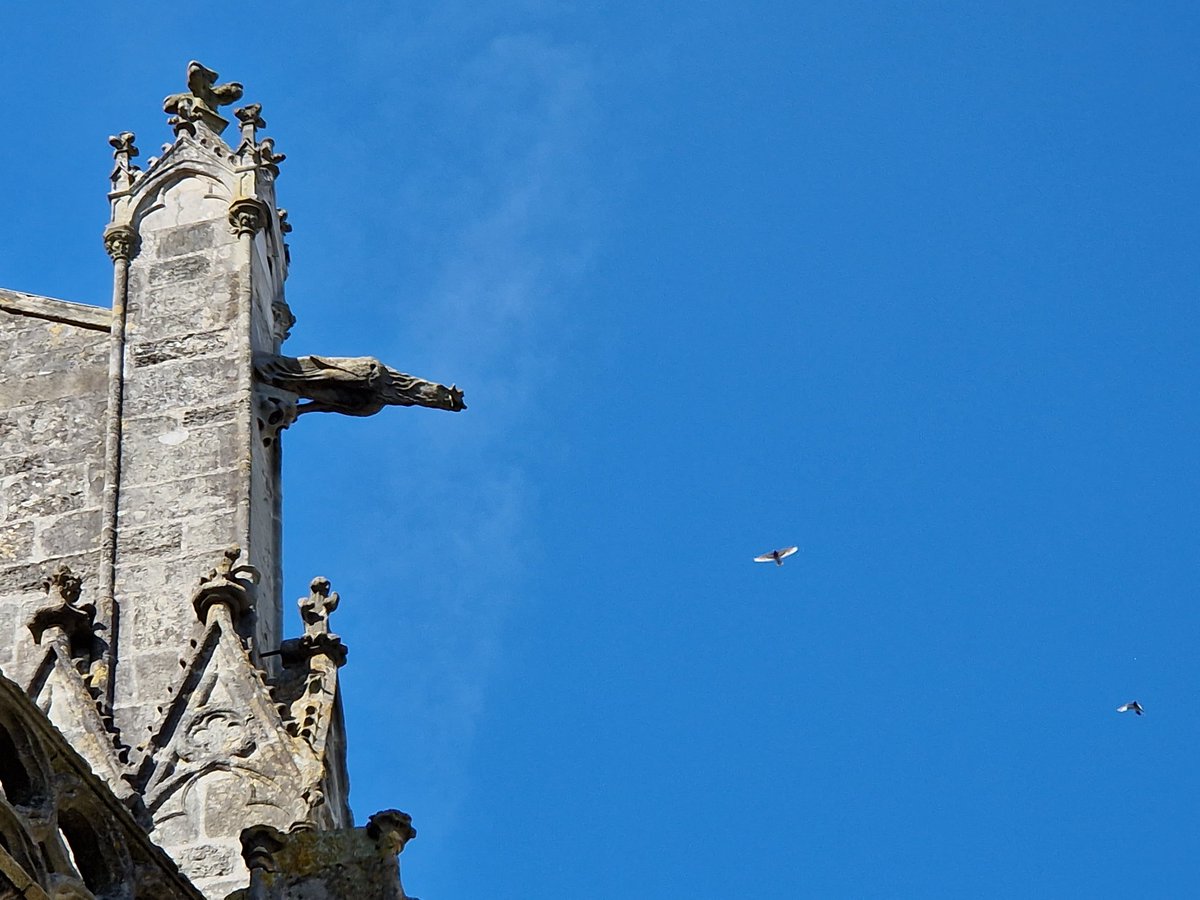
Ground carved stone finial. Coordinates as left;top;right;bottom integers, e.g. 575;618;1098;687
267;576;347;669
108;131;139;156
300;577;339;636
191;545;259;625
44;563;83;605
107;131;141;191
163;60;243;137
103;224;139;262
229;101;286;179
257;137;287;176
232;103;267;171
366;810;416;855
235;102;266;135
28;564;96;652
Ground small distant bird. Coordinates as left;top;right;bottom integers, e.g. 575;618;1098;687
1116;701;1144;716
754;546;799;566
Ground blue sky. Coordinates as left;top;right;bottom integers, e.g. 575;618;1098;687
4;3;1200;896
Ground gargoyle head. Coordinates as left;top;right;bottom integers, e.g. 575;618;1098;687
437;383;467;412
381;372;466;412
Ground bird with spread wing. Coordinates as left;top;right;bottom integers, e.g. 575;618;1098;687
754;546;798;567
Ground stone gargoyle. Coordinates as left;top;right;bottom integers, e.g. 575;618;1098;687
255;354;466;417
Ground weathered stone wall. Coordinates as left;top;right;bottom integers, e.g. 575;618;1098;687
0;291;109;688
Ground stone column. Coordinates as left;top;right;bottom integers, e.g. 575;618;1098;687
97;221;138;706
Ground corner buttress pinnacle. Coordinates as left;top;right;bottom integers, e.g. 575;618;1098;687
108;131;141;192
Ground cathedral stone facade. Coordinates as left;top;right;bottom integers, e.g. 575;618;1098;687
0;62;458;899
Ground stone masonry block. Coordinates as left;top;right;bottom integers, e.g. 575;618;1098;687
155;222;220;260
125;650;191;711
177;843;238;880
112;559;171;598
0;397;105;457
182;405;236;429
120;423;231;487
33;508;101;560
117;521;183;555
117;471;239;510
0;521;34;564
130;330;232;368
123;355;241;414
146;255;211;288
128;282;236;334
118;561;214;645
181;514;237;555
0;455;36;478
0;552;95;595
4;463;89;520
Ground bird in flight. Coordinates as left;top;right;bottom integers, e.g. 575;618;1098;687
1116;701;1144;716
754;546;799;566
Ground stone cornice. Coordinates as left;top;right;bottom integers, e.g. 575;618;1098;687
0;288;111;332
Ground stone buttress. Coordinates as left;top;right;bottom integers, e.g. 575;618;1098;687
102;92;292;740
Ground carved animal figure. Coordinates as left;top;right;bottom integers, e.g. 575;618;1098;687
256;354;466;417
753;546;798;566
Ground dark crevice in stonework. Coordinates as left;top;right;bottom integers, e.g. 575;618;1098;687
58;809;117;895
0;726;37;807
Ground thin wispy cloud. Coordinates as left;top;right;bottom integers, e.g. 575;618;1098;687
337;13;608;839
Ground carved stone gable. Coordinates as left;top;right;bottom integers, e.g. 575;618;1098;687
131;555;350;898
138;604;316;897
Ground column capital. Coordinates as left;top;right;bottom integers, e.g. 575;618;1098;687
228;197;269;237
103;224;139;261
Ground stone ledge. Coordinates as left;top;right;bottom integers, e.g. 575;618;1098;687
0;288;111;332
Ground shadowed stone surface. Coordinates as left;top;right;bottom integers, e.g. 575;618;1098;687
0;290;109;690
